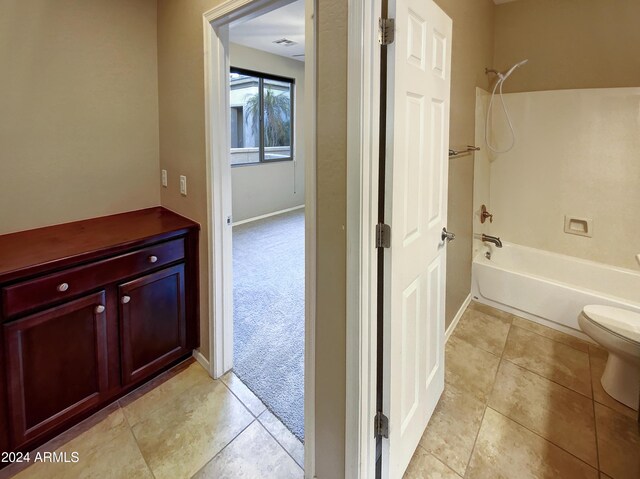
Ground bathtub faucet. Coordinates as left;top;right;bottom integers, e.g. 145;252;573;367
481;234;503;248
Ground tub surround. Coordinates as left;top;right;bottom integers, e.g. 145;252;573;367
479;87;640;271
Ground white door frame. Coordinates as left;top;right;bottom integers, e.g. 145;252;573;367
202;0;317;476
345;0;383;478
204;1;388;477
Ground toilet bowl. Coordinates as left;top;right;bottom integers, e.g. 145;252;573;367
578;305;640;410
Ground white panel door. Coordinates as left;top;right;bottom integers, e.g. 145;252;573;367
383;0;452;477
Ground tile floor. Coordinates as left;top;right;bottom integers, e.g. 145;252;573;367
2;301;638;479
0;360;303;479
405;301;640;479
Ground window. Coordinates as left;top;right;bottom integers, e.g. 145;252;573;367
229;68;294;166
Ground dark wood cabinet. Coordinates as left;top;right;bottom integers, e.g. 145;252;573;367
119;265;187;385
0;208;199;455
3;292;109;446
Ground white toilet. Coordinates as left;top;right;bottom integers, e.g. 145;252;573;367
578;305;640;410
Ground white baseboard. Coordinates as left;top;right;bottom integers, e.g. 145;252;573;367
193;350;210;373
445;293;472;342
232;204;305;226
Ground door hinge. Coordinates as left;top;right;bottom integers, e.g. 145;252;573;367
374;411;389;438
376;223;391;248
378;18;395;46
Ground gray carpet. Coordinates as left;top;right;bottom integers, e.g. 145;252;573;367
233;208;305;441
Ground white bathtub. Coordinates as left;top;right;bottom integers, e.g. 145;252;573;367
471;243;640;337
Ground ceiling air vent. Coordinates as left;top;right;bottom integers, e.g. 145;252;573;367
273;38;298;47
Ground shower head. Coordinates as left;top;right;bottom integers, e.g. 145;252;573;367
499;59;528;81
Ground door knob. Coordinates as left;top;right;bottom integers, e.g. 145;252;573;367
121;295;131;304
441;227;455;243
148;255;158;264
95;305;105;314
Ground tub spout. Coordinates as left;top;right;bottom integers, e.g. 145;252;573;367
482;234;503;248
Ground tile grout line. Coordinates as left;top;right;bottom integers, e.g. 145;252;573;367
219;376;305;469
511;321;592;354
256;410;305;471
414;443;462;478
123;367;253;479
494;325;601;470
480;310;629;475
501;323;594;400
500;355;593;401
458;307;634;477
587;352;602;474
189;419;258;479
219;375;265;420
486;406;599;473
120;402;158;479
225;373;304;470
472;302;591;355
460;312;513;478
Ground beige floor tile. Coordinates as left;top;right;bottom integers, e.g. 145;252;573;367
418;384;486;476
12;408;153;479
589;343;608;359
0;402;123;479
452;309;511;356
445;335;500;403
511;316;590;353
132;379;254;479
468;301;514;322
258;409;304;468
403;446;461;478
503;326;592;398
221;371;267;417
120;360;211;426
193;421;303;479
489;360;598;467
589;348;637;420
466;408;598;479
594;403;640;479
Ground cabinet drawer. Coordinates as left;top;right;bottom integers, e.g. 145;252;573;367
2;238;184;318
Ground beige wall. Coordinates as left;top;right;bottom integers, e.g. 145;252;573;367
157;0;217;361
0;0;160;235
157;1;346;476
488;87;640;270
494;0;640;93
229;43;305;222
433;0;495;327
315;1;347;476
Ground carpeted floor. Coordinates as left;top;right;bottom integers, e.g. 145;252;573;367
232;208;305;441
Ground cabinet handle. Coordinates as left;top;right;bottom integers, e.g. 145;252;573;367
95;305;106;314
121;295;131;304
57;282;69;292
148;255;158;264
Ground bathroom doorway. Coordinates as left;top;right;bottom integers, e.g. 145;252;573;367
203;0;315;473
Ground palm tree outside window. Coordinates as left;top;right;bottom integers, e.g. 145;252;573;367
229;68;294;166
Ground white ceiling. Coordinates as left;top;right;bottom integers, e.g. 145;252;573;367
230;0;305;62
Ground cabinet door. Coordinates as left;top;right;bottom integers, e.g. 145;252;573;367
4;291;109;446
119;264;187;385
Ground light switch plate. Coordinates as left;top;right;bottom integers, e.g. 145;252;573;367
179;175;187;196
161;169;168;187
